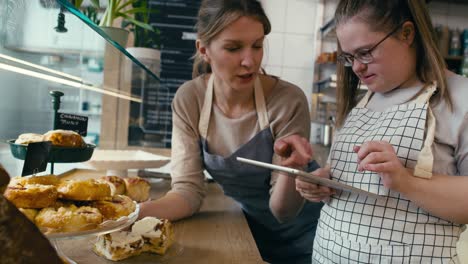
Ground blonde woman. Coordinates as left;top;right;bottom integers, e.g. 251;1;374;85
139;0;323;262
276;0;468;262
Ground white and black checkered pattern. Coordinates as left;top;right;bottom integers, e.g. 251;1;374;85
312;100;462;263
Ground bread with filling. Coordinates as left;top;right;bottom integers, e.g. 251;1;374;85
35;204;103;233
57;179;111;201
4;184;58;209
14;133;44;145
100;176;126;195
9;175;61;186
123;177;151;202
43;129;86;148
91;195;136;220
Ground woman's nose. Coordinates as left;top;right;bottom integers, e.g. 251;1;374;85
352;59;367;73
241;50;255;68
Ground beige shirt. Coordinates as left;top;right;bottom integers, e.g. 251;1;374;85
169;74;311;213
366;74;468;176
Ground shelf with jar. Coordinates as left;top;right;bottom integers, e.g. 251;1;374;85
434;25;468;75
319;18;336;41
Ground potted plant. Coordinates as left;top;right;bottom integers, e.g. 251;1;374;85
73;0;155;47
123;0;161;77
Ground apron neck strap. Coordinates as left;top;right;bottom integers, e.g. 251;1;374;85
356;90;373;108
199;74;270;139
355;81;438;108
198;75;215;139
254;77;270;130
410;82;438;104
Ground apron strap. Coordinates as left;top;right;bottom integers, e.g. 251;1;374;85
198;74;271;139
414;106;436;178
198;74;215;139
254;77;270;131
356;81;438;108
356;90;373;108
409;82;437;104
413;82;438;179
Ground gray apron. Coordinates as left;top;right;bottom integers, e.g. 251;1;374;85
313;84;462;263
199;74;322;264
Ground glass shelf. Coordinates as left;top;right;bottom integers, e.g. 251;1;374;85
0;0;164;176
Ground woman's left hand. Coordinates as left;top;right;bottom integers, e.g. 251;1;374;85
354;141;412;191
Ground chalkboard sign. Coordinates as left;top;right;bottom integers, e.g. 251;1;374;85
22;141;52;176
55;112;88;136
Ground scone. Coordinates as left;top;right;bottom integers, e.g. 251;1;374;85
14;133;44;144
131;217;174;255
100;176;126;195
9;175;61;186
57;179;111;201
124;177;151;202
35;204;103;233
91;195;136;220
18;208;39;223
93;231;144;261
43;129;86;148
4;184;58;209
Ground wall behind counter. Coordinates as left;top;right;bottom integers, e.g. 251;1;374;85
260;0;322;116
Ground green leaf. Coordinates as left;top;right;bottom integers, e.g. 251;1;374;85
119;13;154;31
74;0;84;8
116;0;139;12
123;7;149;14
89;0;100;8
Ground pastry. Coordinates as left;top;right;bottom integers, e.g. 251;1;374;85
93;231;144;261
9;175;61;187
100;176;126;195
131;217;174;255
124;177;151;202
91;195;136;220
18;208;39;223
14;133;44;145
35;204;103;233
43;129;86;148
57;179;111;201
4;184;58;209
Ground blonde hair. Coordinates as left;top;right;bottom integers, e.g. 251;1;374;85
334;0;451;127
192;0;271;78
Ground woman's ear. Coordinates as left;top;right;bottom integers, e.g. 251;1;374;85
196;40;210;63
401;21;416;46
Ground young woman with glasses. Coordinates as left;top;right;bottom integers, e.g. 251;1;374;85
274;0;468;262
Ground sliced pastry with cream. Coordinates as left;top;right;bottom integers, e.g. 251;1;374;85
131;217;175;255
93;217;175;261
93;231;145;261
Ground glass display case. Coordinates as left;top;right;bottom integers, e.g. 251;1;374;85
0;0;166;176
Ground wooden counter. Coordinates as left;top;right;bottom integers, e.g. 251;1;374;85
56;169;264;264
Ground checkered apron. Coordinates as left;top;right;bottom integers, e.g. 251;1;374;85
312;84;463;263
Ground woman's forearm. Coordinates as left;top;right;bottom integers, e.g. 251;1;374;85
399;173;468;224
270;173;305;223
139;192;194;221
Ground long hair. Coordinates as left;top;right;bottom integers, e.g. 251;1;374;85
192;0;271;78
334;0;451;127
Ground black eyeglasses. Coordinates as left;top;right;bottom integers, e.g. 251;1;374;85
337;22;405;67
